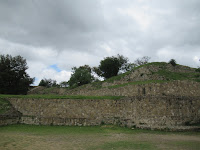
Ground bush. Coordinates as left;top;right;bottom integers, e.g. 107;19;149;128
39;79;58;87
68;65;94;87
94;54;131;79
169;59;177;66
195;67;200;72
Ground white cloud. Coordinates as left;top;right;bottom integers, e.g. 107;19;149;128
33;68;71;85
193;56;200;65
117;7;152;31
41;69;71;83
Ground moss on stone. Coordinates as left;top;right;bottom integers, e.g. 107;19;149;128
0;98;11;114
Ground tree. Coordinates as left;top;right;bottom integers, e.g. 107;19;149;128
0;54;34;94
68;65;94;87
93;54;131;79
134;56;151;67
59;81;69;87
169;59;177;66
38;78;57;87
196;66;200;72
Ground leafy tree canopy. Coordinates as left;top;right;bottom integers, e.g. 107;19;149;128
93;54;132;79
38;78;58;87
68;65;95;88
59;81;69;88
169;59;177;66
0;54;34;94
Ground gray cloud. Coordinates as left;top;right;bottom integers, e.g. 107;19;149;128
0;0;105;51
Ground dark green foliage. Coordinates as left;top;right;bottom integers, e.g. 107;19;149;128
68;65;95;88
94;54;131;79
196;67;200;72
0;98;11;114
194;74;200;78
0;54;34;95
195;79;200;82
39;78;58;87
99;56;120;78
169;59;177;66
59;81;69;87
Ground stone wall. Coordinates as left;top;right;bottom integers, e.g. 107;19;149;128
60;80;200;97
0;116;21;126
7;96;200;130
0;107;22;126
29;80;200;98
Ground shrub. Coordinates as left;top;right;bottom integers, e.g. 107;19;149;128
169;59;177;66
195;67;200;72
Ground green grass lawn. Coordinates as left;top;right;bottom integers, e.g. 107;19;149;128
0;125;199;150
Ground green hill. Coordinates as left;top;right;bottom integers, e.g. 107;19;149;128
28;62;200;95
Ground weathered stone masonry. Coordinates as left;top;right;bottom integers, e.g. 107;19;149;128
0;106;22;126
1;80;200;130
7;96;200;130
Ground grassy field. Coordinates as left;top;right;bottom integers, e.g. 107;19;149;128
0;125;199;150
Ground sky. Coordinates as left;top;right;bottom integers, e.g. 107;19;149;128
0;0;200;85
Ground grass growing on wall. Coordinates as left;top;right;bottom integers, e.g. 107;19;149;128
154;70;200;81
0;94;123;100
0;98;11;114
93;62;199;89
104;62;168;84
108;80;167;89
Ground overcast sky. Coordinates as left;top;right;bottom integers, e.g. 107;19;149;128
0;0;200;85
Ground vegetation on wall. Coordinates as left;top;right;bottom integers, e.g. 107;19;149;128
0;98;11;114
196;67;200;72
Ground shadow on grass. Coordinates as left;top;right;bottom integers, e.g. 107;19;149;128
87;141;157;150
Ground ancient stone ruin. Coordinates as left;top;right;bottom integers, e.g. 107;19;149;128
1;62;200;131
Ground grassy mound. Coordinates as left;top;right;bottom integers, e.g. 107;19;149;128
28;62;200;94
